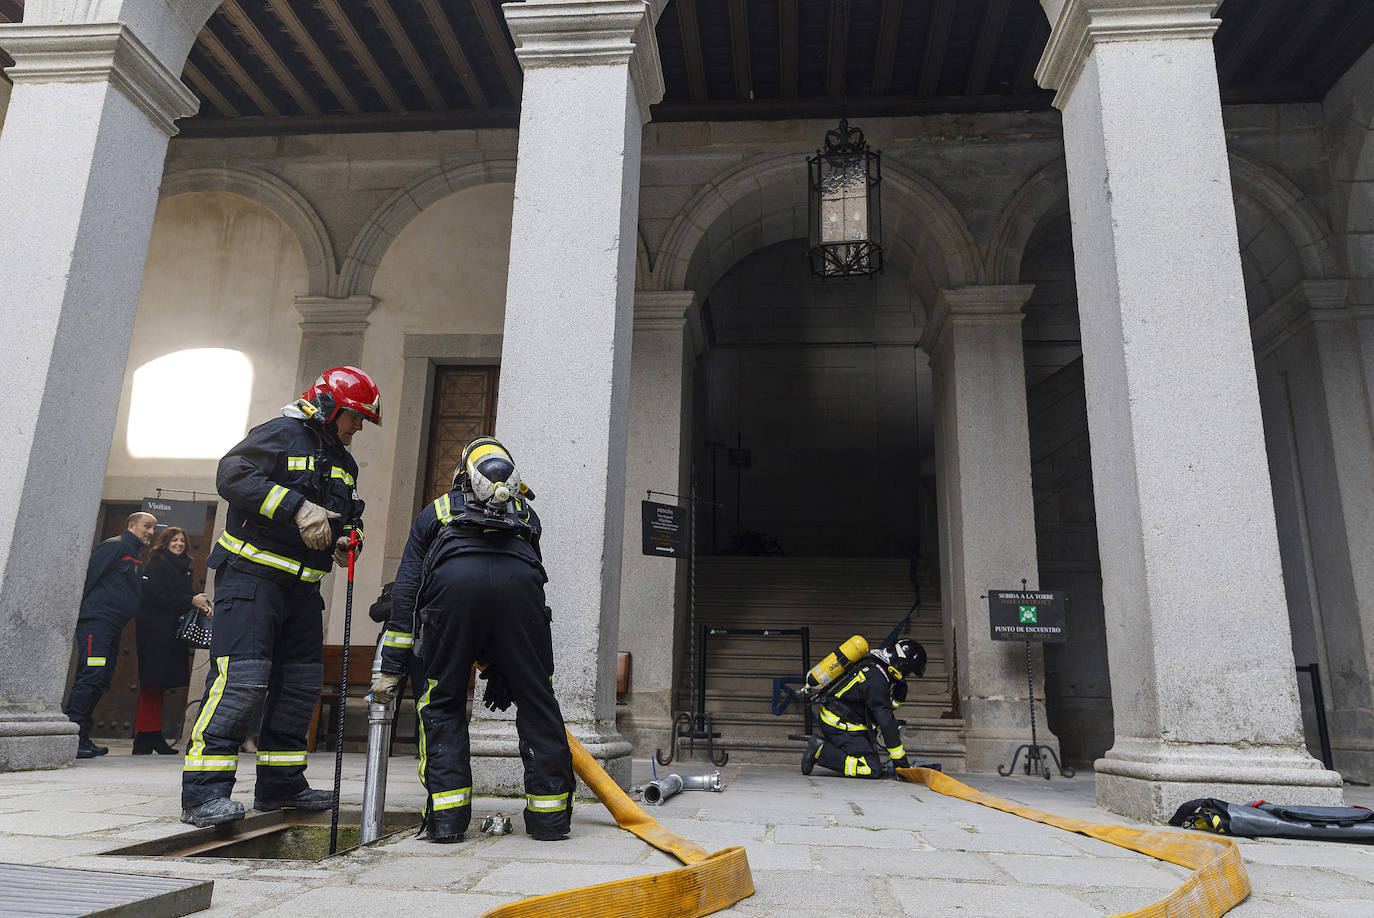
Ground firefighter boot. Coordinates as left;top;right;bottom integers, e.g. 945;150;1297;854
254;787;334;812
182;797;246;827
801;735;823;776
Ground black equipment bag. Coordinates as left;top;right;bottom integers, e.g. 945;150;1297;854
1171;797;1374;841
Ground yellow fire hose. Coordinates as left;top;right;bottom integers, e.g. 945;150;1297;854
478;730;754;918
897;767;1252;918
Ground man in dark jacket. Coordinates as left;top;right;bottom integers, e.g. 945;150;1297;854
65;512;159;758
370;437;574;843
802;638;927;778
180;366;381;828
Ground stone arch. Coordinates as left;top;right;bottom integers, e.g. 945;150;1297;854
160;165;335;296
648;153;981;307
986;158;1070;285
338;158;517;299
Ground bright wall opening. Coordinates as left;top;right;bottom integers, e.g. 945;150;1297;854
127;349;253;458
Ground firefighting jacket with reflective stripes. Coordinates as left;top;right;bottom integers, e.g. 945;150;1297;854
206;414;363;589
819;659;905;754
379;488;543;674
78;529;146;629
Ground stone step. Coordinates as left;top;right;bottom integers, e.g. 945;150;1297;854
662;713;967;769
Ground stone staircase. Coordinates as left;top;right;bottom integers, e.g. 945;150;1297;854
673;557;966;769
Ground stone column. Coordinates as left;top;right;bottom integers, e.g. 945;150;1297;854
477;0;665;790
617;291;695;752
1253;281;1374;782
0;22;198;771
921;285;1055;772
1037;0;1342;819
292;296;375;393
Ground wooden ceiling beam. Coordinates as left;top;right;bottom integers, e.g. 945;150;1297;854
197;21;281;116
871;0;904;96
677;0;709;102
1217;0;1286;84
728;0;752;100
219;1;320;115
825;0;849;98
919;0;956;97
317;0;405;112
265;0;361;113
779;0;798;100
183;58;241;119
966;0;1010;95
469;0;523;100
1012;14;1051;96
417;0;487;107
1259;0;1339;84
368;0;447;110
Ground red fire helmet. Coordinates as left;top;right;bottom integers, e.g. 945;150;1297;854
302;366;382;426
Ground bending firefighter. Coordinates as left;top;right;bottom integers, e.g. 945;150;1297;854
181;367;382;827
802;638;927;778
371;437;574;843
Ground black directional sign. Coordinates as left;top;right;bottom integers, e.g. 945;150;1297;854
641;500;688;558
988;590;1067;642
141;497;216;532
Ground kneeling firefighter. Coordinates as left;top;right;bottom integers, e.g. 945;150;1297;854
370;437;574;842
802;638;927;778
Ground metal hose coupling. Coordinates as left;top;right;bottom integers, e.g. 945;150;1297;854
679;772;724;792
640;771;724;805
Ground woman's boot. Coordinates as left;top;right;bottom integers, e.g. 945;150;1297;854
152;733;180;755
132;731;156;755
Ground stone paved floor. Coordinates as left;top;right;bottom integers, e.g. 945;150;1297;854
1;743;1371;917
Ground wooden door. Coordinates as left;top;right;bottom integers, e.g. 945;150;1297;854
420;366;500;509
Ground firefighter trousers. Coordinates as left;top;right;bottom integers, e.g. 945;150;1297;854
814;724;884;778
416;552;573;839
64;620;122;743
182;565;324;808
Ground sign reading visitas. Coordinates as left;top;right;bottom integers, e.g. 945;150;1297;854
988;590;1067;642
641;500;688;558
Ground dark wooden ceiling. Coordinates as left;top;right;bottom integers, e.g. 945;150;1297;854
1;1;1372;136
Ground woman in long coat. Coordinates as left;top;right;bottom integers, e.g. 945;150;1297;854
134;527;209;754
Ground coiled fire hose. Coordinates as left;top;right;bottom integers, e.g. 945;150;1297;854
478;731;754;918
896;767;1252;918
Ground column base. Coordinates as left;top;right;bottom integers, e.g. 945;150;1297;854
0;709;78;771
1095;739;1345;823
469;717;633;797
961;698;1062;773
615;690;674;758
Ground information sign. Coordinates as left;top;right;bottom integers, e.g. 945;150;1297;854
988;590;1067;642
641;500;688;558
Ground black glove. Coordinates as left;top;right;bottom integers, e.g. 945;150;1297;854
890;680;908;704
480;666;514;713
891;756;911;771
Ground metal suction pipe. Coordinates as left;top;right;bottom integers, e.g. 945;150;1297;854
642;773;684;806
679;771;723;792
360;644;396;845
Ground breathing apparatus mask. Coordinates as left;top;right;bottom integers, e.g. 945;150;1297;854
452;437;534;530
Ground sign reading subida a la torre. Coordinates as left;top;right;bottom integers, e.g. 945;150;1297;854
988;590;1067;642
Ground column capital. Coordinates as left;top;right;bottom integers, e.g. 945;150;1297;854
294;295;376;335
1251;280;1352;357
502;0;665;124
633;290;694;331
1036;1;1221;108
920;285;1035;358
0;22;198;136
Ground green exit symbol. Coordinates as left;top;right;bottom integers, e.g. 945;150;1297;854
1018;605;1038;624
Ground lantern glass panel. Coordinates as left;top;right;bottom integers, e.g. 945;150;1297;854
818;154;870;244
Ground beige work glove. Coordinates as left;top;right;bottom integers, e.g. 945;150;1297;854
370;672;401;705
294;500;340;550
333;533;363;567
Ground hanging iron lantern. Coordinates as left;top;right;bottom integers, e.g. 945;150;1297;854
808;117;883;278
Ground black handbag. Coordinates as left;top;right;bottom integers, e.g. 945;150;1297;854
175;606;213;650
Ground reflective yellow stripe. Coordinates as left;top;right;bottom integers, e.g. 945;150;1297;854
434;494;453;524
187;657;229;760
217;532;328;583
86;657;107;667
819;707;867;731
183;755;239;772
260;484;289;519
286;456;315;471
887;745;906;760
330;467;355;487
416;678;435;784
256;751;308;766
432;787;472;811
465;441;506;466
835;670;866;698
526;792;571;812
382;631;414;649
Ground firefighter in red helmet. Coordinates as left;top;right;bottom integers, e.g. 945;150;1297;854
181;367;381;827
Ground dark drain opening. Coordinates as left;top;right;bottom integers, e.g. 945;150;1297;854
103;809;420;862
